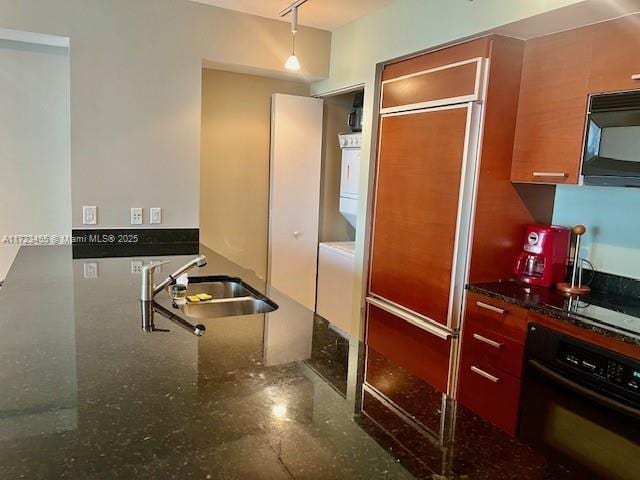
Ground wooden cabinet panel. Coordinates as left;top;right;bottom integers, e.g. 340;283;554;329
370;106;469;325
382;36;491;81
464;292;528;344
589;14;640;94
366;304;451;393
511;27;593;184
461;319;525;379
381;60;480;111
457;355;522;435
468;36;555;283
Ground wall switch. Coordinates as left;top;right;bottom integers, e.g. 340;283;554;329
130;207;143;225
130;260;143;274
150;207;162;224
84;262;98;278
83;206;97;225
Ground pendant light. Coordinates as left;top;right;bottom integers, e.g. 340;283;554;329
285;6;300;71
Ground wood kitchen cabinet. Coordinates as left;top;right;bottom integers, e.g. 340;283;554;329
458;290;640;435
457;292;527;435
511;26;593;184
589;14;640;94
511;13;640;185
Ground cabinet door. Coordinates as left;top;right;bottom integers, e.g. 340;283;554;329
589;14;640;93
511;28;593;184
269;94;323;310
369;105;472;326
340;149;360;198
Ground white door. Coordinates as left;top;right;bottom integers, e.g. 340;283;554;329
268;94;323;310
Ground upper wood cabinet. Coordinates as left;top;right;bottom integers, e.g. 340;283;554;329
511;27;593;184
511;13;640;185
589;14;640;93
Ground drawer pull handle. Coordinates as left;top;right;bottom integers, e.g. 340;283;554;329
632;74;640;80
473;333;504;349
475;301;506;315
532;171;568;178
471;366;500;383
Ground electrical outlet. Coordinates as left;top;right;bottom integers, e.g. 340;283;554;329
83;206;97;225
130;260;143;274
130;207;143;225
150;207;162;225
84;262;98;278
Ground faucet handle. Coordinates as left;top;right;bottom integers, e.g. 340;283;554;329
142;260;171;273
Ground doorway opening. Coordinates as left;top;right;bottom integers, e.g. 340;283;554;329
199;66;365;336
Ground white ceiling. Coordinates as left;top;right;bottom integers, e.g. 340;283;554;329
190;0;395;30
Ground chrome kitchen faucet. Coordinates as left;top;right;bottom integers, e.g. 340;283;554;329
140;255;207;301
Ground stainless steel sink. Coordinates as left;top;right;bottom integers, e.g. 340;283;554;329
154;276;277;321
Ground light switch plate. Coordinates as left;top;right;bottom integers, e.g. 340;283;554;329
83;206;97;225
84;262;98;278
150;207;162;224
130;207;143;225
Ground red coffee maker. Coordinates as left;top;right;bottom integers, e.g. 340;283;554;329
514;225;570;287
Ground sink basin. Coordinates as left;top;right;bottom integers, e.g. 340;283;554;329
154;275;277;320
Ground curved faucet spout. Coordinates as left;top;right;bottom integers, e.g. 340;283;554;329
140;255;207;301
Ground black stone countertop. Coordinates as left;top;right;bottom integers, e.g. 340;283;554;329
467;280;640;346
0;246;609;479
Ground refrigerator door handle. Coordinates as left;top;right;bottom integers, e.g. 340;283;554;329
366;296;452;340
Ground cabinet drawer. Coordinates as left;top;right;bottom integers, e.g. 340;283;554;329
457;358;522;435
381;58;483;112
464;292;528;344
461;321;525;379
366;303;451;393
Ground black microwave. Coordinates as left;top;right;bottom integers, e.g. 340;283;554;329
583;90;640;187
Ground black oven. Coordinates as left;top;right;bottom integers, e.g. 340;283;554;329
519;324;640;480
583;89;640;187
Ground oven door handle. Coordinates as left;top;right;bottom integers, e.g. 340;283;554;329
528;360;640;419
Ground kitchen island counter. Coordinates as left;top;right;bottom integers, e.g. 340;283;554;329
0;246;599;479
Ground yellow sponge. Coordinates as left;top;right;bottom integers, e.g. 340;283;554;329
196;293;213;301
187;295;201;303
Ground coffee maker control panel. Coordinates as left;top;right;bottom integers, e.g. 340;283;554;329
524;231;543;254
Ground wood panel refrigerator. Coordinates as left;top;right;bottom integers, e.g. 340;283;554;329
366;62;485;395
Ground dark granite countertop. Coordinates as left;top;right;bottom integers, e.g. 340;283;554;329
467;281;640;346
0;246;612;479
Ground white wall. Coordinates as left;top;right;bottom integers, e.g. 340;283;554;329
310;0;588;337
0;39;71;280
0;0;330;230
